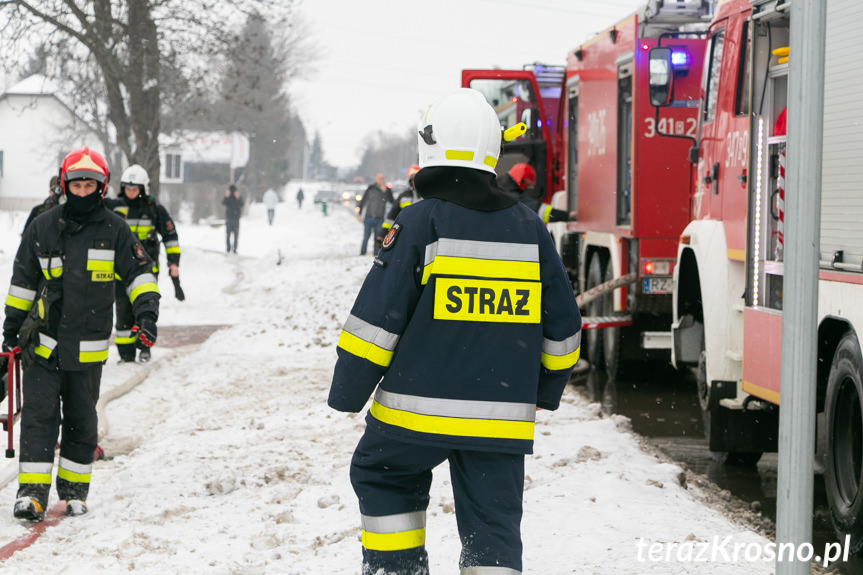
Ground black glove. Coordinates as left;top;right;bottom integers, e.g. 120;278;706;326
171;275;186;302
132;314;157;349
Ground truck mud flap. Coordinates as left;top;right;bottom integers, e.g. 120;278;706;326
703;404;779;454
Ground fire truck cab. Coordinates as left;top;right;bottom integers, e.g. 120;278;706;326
462;0;711;379
653;0;863;550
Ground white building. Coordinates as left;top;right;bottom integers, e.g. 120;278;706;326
0;75;104;211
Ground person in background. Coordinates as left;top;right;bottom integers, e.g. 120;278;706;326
296;188;304;209
498;163;575;223
356;172;393;255
329;88;582;575
23;175;63;232
377;164;421;243
3;147;160;522
104;164;183;364
223;185;243;253
262;188;279;226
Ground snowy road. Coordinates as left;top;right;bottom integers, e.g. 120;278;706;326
0;201;793;574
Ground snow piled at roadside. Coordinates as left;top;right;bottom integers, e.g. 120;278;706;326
0;201;775;574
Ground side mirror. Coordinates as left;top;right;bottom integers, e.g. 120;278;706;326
648;47;675;107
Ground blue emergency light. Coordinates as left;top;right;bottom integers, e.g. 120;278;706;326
671;50;690;68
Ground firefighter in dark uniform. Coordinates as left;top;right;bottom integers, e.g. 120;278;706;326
23;175;63;232
329;88;582;575
2;147;160;521
498;163;572;224
376;164;421;242
105;164;183;363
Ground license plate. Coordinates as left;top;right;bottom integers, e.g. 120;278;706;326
643;278;672;294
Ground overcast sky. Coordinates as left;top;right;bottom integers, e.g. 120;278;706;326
291;0;650;171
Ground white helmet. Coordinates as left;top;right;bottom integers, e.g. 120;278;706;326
417;88;501;175
120;164;150;193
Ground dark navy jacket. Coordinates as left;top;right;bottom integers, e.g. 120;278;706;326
329;167;582;454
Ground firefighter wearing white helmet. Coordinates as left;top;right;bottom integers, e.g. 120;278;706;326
330;88;582;575
105;164;183;363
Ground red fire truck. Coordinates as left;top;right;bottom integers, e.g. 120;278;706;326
652;0;863;549
462;1;710;378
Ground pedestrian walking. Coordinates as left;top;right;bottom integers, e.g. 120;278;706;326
3;147;160;522
105;164;183;364
263;188;279;226
356;173;393;255
223;185;243;253
296;188;304;209
329;88;582;575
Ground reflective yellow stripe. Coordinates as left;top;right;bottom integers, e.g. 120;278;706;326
35;345;52;359
80;350;109;363
165;246;181;254
42;268;63;279
399;201;412;208
542;347;580;371
370;400;534;440
445;150;474;162
115;336;137;345
540;205;553;224
422;257;539;285
5;294;33;311
57;467;91;483
87;260;114;272
19;473;52;484
434;278;541;324
338;331;394;367
130;281;159;302
484;155;497;168
362;528;426;551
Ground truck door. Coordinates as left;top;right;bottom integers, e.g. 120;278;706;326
695;24;727;221
461;70;554;203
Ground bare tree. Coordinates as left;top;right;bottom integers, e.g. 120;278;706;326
0;0;300;197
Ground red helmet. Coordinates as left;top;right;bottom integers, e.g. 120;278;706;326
60;146;110;197
508;163;536;191
406;164;421;178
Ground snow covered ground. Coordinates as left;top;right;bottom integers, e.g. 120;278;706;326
0;199;800;574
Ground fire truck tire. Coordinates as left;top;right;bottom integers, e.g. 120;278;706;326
601;261;622;379
824;332;863;554
585;254;605;369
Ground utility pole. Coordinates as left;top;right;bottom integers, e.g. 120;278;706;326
775;1;827;573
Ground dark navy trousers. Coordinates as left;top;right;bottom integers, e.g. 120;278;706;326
350;426;525;575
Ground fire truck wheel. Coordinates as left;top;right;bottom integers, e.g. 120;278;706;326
601;261;621;379
824;332;863;554
585;254;606;369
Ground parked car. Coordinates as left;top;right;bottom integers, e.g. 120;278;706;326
313;190;341;204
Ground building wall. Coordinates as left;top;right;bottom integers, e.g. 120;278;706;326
0;94;101;211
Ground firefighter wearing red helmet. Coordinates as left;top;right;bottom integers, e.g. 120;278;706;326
499;162;572;224
377;164;422;243
2;146;160;522
330;89;581;575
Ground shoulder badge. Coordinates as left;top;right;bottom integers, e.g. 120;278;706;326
382;223;401;251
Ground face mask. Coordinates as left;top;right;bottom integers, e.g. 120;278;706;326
65;188;102;215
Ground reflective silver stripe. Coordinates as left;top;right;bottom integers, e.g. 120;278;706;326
37;333;58;350
8;285;37;301
19;462;53;474
542;332;582;356
461;568;521;575
375;388;535;422
343;314;399;351
87;248;114;261
59;456;92;475
424;238;539;267
116;329;133;338
38;257;63;273
80;339;109;352
126;218;152;227
126;273;158;296
361;511;426;533
383;218;395;228
165;241;180;249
